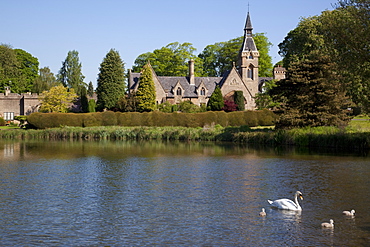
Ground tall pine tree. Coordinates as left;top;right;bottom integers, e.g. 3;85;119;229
96;49;126;111
272;53;350;129
136;63;156;112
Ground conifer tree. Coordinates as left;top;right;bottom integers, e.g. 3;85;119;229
234;91;245;111
96;49;126;111
272;52;350;129
57;50;85;95
207;86;224;111
136;63;156;112
87;81;94;97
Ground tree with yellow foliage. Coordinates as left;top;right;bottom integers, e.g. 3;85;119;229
39;85;78;113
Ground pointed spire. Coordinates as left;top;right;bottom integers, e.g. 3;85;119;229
244;12;253;37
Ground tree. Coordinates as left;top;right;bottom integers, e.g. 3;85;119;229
255;79;280;110
207;86;224;111
0;44;20;93
88;99;96;112
87;81;94;97
96;49;126;111
39;85;78;113
0;45;39;93
80;86;89;113
135;63;156;112
57;50;85;95
33;67;58;94
234;91;245;111
278;3;370;112
132;42;204;76
272;53;350;129
199;34;273;77
14;49;39;92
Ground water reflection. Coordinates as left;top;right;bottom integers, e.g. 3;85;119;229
0;140;369;246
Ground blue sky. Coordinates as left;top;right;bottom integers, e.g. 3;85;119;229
1;0;336;87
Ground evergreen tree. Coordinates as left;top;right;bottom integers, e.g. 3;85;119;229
272;53;350;129
80;86;89;113
88;99;96;112
87;81;94;97
234;91;245;111
57;50;85;95
136;63;156;112
207;86;224;111
96;49;126;111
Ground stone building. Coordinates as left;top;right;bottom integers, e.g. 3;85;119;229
128;12;285;110
0;87;40;121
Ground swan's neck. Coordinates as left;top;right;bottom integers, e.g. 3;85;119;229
294;193;302;210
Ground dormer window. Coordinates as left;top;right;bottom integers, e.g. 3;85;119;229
176;87;182;96
200;87;205;96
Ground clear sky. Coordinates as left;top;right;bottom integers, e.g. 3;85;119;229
1;0;336;87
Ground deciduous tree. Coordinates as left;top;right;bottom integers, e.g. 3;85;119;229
39;85;78;113
33;67;58;94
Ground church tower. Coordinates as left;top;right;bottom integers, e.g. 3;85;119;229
238;11;259;96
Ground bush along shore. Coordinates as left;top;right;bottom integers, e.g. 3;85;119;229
1;125;370;151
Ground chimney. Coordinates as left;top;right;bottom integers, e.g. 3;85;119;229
188;59;195;85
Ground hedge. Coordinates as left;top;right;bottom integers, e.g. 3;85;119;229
27;109;277;129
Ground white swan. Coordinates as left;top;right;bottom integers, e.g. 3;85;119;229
342;209;355;216
259;208;266;216
268;191;303;211
321;219;334;228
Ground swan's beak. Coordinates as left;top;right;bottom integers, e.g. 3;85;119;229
300;195;303;200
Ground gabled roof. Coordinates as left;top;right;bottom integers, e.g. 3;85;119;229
158;76;222;98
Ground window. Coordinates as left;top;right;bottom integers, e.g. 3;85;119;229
247;66;253;79
176;87;182;96
4;112;14;121
200;88;205;96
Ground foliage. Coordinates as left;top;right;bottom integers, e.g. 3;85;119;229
0;117;5;126
25;110;276;129
80;86;89;113
33;67;59;93
271;53;351;129
177;101;203;113
87;81;94;97
116;93;138;112
222;100;237;112
207;86;224;111
88;99;96;113
199;33;273;77
57;50;86;95
39;85;78;113
96;49;126;111
278;2;370;112
132;42;204;76
135;63;156;112
0;45;39;93
234;91;245;111
255;79;281;110
158;101;174;113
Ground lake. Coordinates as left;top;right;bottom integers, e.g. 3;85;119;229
0;140;369;246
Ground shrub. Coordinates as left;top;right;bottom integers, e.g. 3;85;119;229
0;117;6;126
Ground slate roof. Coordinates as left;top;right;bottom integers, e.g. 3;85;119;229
129;72;223;98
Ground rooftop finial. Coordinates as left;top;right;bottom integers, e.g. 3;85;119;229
248;2;250;13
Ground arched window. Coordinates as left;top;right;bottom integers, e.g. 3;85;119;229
200;87;205;96
247;65;254;79
176;87;182;96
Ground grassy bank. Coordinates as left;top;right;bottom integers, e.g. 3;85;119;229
1;123;370;151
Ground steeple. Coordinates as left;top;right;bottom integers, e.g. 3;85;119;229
237;10;259;102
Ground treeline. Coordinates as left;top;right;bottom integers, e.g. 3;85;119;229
27;110;276;129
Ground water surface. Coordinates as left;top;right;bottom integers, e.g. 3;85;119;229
0;140;369;246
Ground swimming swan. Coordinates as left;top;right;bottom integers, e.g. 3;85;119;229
259;208;266;216
321;219;334;228
268;191;303;211
342;209;355;216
